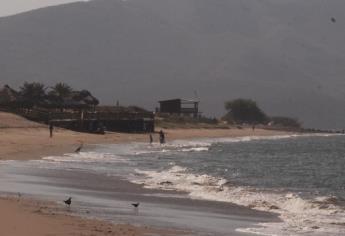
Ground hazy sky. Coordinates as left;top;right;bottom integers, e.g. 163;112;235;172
0;0;88;17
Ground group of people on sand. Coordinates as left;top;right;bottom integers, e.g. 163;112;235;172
149;130;166;144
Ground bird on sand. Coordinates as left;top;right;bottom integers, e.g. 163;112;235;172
131;202;140;208
74;142;84;153
63;197;72;207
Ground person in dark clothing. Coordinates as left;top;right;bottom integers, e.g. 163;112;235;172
149;133;153;144
49;123;54;138
159;130;165;144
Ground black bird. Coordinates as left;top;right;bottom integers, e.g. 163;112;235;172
131;202;140;208
64;197;72;206
75;143;84;153
331;17;336;23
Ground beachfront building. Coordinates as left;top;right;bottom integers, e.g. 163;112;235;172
158;98;200;118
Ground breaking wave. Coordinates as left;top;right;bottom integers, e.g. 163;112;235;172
132;165;345;236
42;152;129;163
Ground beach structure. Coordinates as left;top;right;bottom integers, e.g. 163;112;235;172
13;106;154;133
158;99;200;118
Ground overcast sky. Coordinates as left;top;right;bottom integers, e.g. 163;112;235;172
0;0;88;17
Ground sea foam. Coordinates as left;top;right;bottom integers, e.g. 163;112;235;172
133;165;345;236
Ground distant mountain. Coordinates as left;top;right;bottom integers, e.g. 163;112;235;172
1;0;345;129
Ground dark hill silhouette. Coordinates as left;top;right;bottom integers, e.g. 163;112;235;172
0;0;344;129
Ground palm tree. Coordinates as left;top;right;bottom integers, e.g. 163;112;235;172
48;83;73;110
51;83;73;99
20;82;46;108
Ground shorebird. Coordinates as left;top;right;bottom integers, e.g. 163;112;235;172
132;202;140;215
75;142;84;153
63;197;72;207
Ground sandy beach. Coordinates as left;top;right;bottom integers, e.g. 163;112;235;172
0;112;291;236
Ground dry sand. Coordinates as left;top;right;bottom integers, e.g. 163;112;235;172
0;112;292;235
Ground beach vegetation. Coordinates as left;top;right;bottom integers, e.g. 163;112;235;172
156;113;225;129
20;82;47;108
48;83;73;111
0;85;21;107
49;83;73;99
269;116;301;129
2;82;99;110
224;98;267;124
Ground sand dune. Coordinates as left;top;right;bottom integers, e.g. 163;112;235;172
0;111;45;128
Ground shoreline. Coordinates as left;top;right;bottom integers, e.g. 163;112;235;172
0;123;292;236
0;159;281;236
0;126;292;161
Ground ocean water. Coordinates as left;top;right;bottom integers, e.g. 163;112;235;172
2;133;345;235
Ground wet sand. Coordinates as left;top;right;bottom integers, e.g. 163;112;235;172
0;196;183;236
0;164;280;236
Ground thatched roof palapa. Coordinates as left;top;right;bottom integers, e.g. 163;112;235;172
71;90;99;107
0;85;22;105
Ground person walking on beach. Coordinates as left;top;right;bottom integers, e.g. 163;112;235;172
49;123;54;138
159;130;165;144
149;133;153;144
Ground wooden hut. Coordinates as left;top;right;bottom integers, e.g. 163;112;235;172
158;98;200;118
